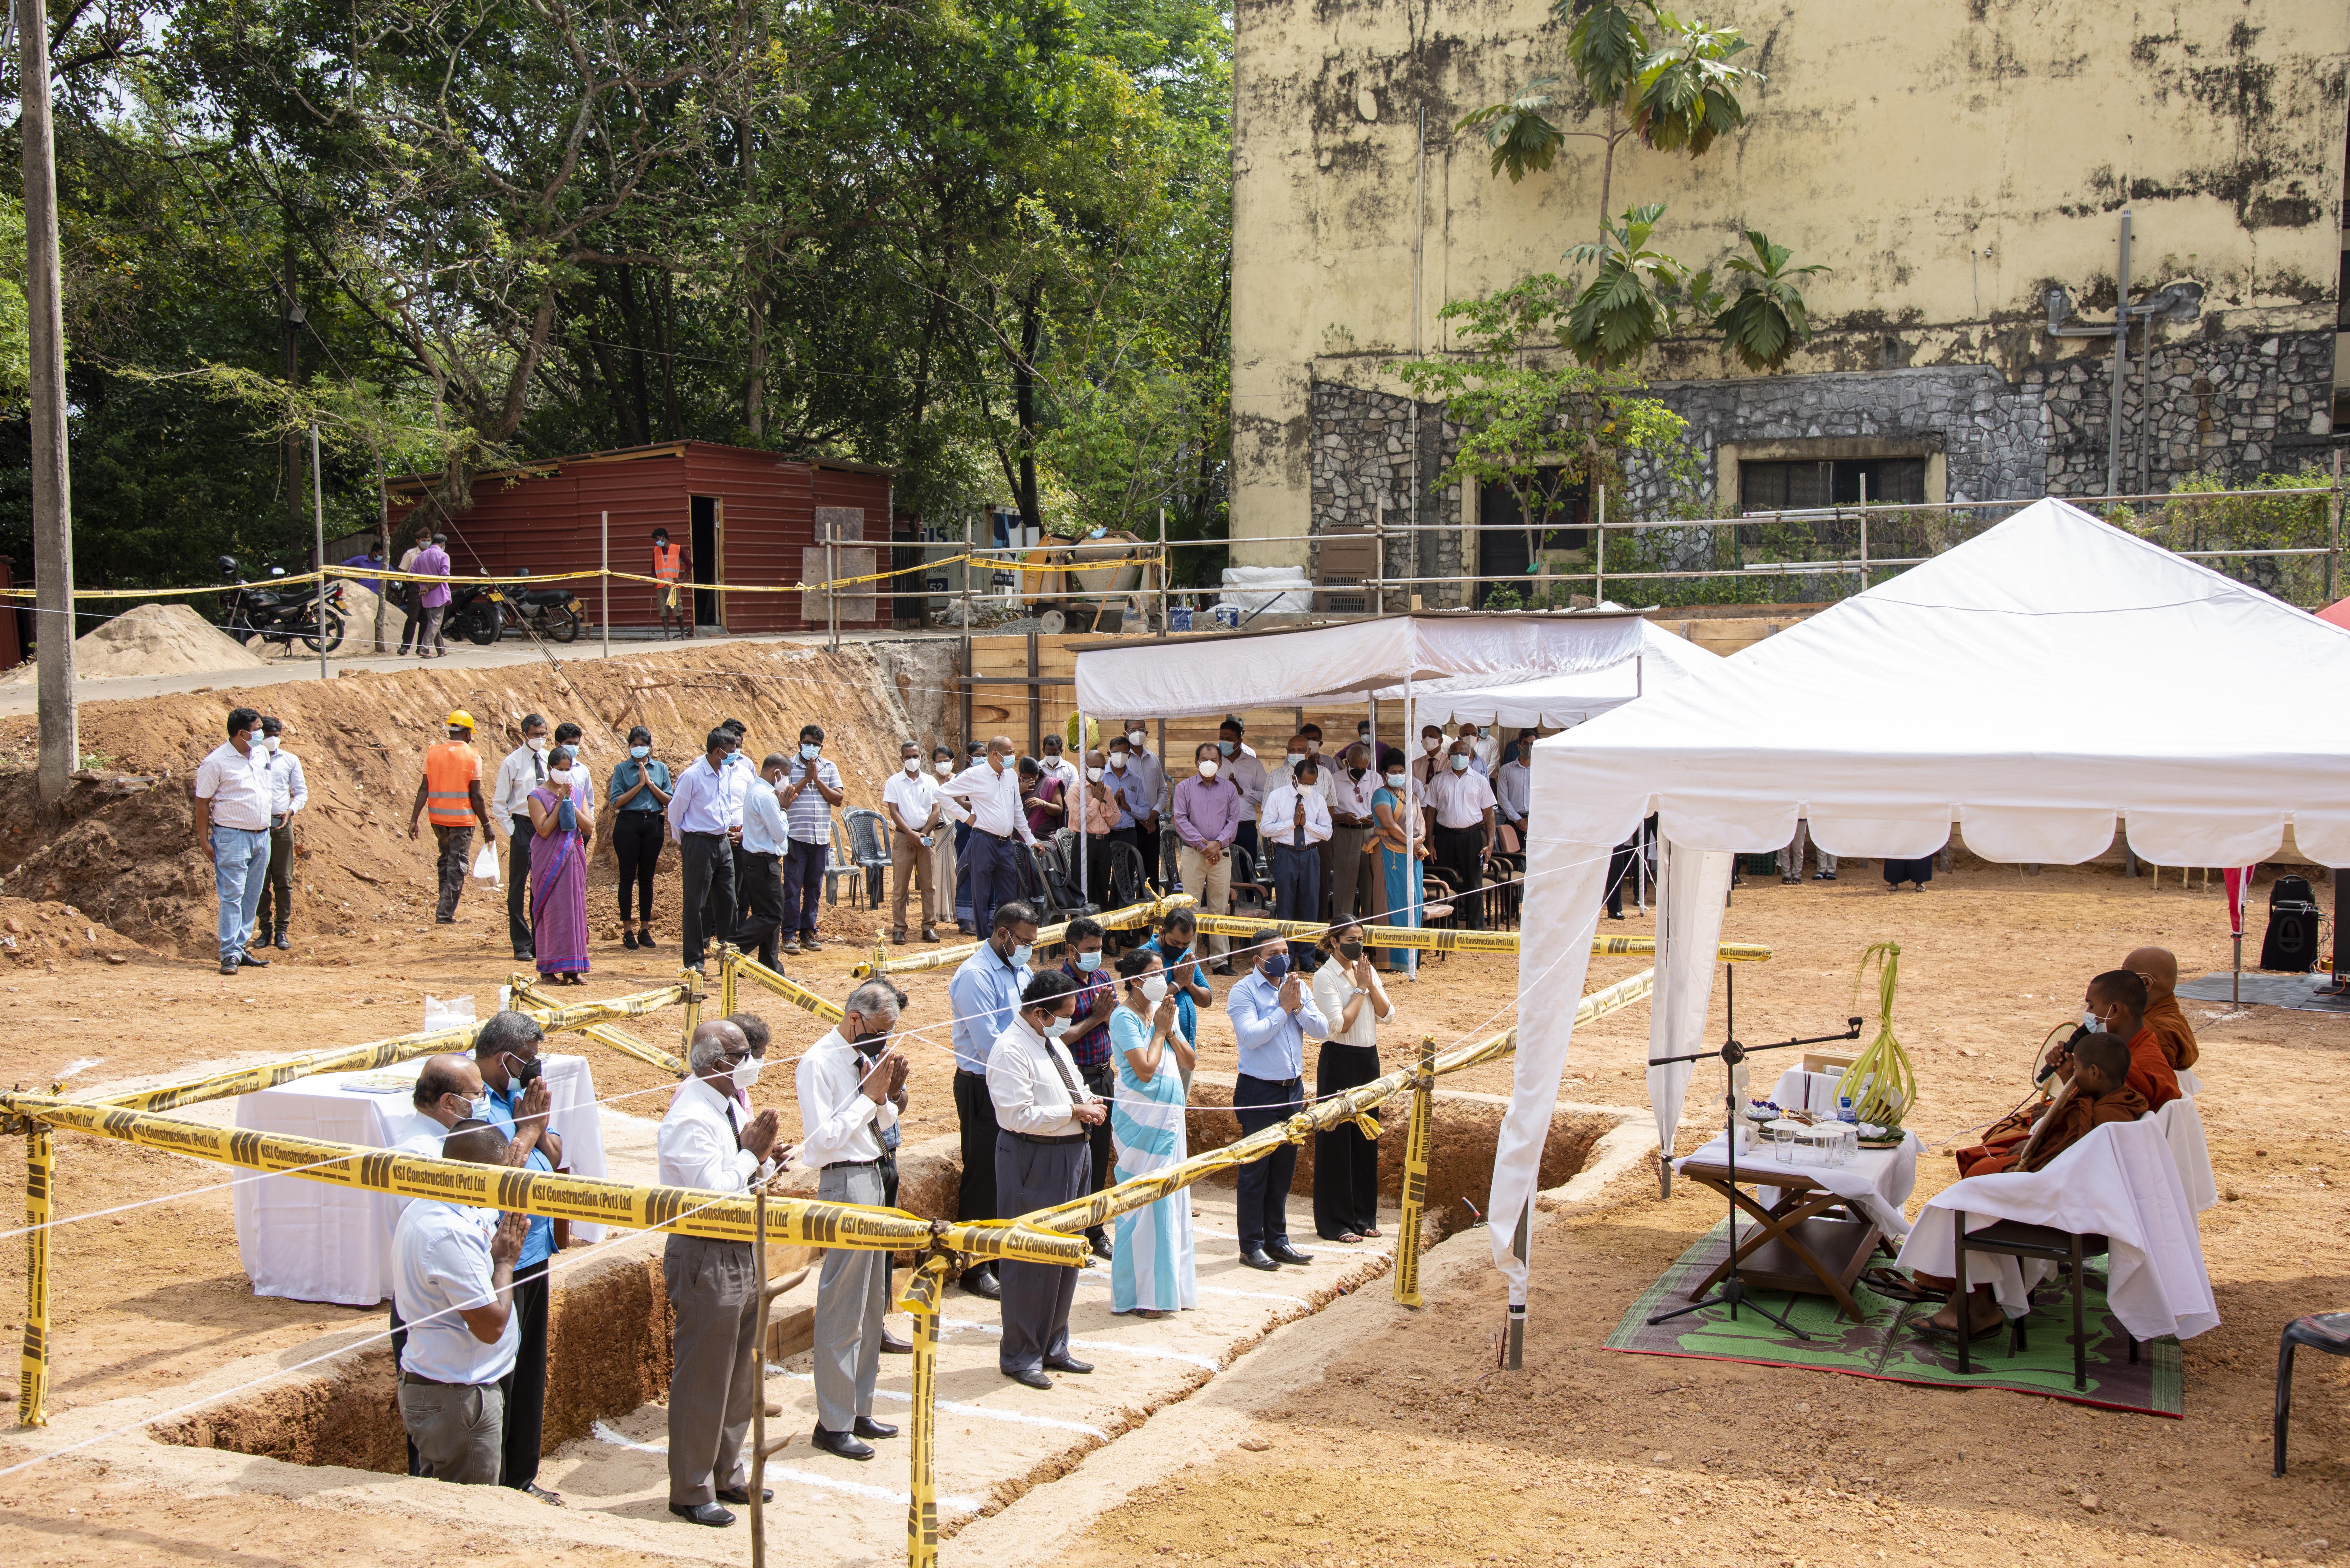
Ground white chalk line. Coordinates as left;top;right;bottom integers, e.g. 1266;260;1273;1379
588;1422;980;1514
938;1317;1223;1372
777;1371;1109;1439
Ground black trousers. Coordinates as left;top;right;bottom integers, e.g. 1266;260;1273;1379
496;1259;551;1491
679;831;736;966
506;813;536;955
1432;824;1487;930
1313;1042;1383;1239
994;1134;1087;1372
732;849;785;968
613;811;663;922
1232;1072;1303;1252
1078;1061;1117;1246
953;1068;1001;1243
254;819;294;933
1605;843;1637;917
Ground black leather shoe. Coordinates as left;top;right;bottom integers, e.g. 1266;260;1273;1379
271;928;291;950
237;950;270;967
219;959;239;976
1239;1248;1280;1271
1267;1240;1315;1266
1042;1353;1093;1375
961;1266;1002;1300
1005;1366;1054;1390
668;1502;735;1527
714;1486;773;1504
638;931;658;949
810;1426;875;1461
1089;1234;1113;1261
623;928;640;950
880;1330;913;1354
853;1416;898;1440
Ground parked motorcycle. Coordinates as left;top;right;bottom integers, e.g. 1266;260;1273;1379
218;557;347;653
451;573;585;645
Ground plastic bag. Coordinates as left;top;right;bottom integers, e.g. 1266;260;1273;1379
423;994;476;1036
471;841;501;883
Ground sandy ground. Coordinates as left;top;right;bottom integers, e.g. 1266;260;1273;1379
1;780;2346;1564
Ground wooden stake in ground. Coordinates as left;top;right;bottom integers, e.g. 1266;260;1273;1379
20;0;76;801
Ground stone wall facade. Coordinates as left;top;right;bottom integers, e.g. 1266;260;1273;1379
1308;381;1468;607
2039;329;2337;495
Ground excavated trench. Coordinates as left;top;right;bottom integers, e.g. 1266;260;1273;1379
156;1094;1618;1475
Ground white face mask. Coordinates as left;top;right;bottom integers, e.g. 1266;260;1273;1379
2081;1009;2105;1035
732;1053;764;1093
903;757;921;775
630;745;650;759
1042;1016;1074;1040
528;736;549;752
1421;737;1441;753
263;735;281;752
1109;754;1128;772
1087;767;1104;783
1285;753;1306;770
1126;729;1146;748
1197;758;1220;778
1010;942;1034;968
936;759;953;776
1139;975;1170;1005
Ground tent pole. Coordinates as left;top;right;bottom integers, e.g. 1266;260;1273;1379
1077;707;1088;914
1404;675;1418;980
1594;484;1605;607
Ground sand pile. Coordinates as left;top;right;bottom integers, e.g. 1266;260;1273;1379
2;602;269;684
0;896;153;965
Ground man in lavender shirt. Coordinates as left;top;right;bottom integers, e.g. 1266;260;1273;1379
413;531;455;658
1173;741;1242;971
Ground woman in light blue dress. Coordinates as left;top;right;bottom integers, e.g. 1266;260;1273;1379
1108;949;1197;1317
1371;747;1427;977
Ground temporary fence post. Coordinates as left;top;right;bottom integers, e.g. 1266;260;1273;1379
18;1125;52;1426
1594;485;1605;607
1858;473;1870;592
311;423;328;682
600;509;610;659
680;966;703;1056
1375;496;1387;616
2328;449;2342;606
961;515;975;747
828;531;840;651
719;946;738;1020
1156;505;1169;634
1392;1034;1436;1308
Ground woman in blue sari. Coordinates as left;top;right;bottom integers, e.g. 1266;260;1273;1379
1134;907;1208;1057
1370;747;1427;977
1108;949;1196;1316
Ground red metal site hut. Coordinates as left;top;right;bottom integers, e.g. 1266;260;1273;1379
384;441;896;634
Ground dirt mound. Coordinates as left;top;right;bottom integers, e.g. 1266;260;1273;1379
0;895;155;967
0;602;267;686
0;641;923;958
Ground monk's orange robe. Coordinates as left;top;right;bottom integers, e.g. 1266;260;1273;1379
2142;993;2200;1071
1954;1082;2148;1177
2123;1025;2180;1112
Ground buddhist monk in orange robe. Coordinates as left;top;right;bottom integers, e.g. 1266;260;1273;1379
2126;945;2199;1072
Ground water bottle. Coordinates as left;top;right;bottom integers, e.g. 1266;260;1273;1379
1836;1092;1858;1124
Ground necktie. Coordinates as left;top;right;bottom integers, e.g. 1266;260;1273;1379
533;751;545;783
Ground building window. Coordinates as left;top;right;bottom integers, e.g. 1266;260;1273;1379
1478;472;1590;608
1740;457;1927;511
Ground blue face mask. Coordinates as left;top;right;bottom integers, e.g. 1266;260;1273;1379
1075;950;1102;972
630;745;650;759
1217;740;1235;757
1385;772;1406;790
800;743;821;760
1262;953;1290;983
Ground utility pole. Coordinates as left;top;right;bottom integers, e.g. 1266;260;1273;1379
21;0;76;800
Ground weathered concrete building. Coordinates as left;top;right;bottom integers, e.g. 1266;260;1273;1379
1230;0;2350;596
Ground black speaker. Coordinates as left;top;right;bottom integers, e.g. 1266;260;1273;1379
2262;889;2322;972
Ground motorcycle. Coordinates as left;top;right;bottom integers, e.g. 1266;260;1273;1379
452;572;585;646
218;557;347;653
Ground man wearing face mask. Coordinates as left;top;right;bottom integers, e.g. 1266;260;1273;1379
493;713;555;962
1172;743;1241;970
387;1051;489;1477
1057;918;1121;1260
1037;732;1080;797
658;1019;787;1527
779;723;845;954
470;1011;565;1502
665;727;752;973
250;716;308;954
1410;723;1450;789
947;901;1039;1301
941;737;1041;945
1260;744;1333;963
1328;741;1380;924
794;980;912;1459
988;969;1106;1387
884;741;949;944
1217;719;1267;865
1118;720;1163;843
929;746;968;932
1427;736;1498;930
1103;738;1152;862
1469;724;1500;776
1310;922;1393;1243
1224;930;1329;1270
194;707;277;976
731;753;792;972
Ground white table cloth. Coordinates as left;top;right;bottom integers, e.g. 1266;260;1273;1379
1675;1127;1922;1239
2154;1095;2217;1213
1894;1118;2218;1341
232;1053;607;1306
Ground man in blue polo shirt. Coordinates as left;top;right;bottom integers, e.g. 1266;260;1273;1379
471;1010;565;1504
946;900;1036;1300
1225;929;1329;1272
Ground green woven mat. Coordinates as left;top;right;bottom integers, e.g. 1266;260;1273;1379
1603;1221;2182;1415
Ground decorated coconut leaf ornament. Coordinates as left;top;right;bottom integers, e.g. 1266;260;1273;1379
1844;941;1917;1128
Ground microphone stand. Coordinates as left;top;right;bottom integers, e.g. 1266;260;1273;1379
1646;963;1864;1339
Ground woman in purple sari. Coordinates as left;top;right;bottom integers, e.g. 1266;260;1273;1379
527;745;594;984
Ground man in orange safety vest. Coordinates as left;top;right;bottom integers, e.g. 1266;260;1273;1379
408;710;494;922
654;526;692;641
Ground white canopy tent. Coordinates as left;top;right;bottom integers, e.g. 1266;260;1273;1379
1374;618;1721;730
1492;498;2350;1311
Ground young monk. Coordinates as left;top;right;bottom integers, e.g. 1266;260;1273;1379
1919;1032;2147;1339
2125;945;2200;1072
2083;967;2180;1112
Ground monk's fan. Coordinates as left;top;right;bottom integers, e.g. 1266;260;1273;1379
1842;941;1917;1127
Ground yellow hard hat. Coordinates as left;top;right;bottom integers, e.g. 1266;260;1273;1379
445;709;476;731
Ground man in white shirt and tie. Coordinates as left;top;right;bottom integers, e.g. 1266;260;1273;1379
491;713;554;962
986;969;1104;1388
392;1120;531;1485
794;980;911;1459
941;736;1040;943
192;706;277;976
1117;719;1164;842
657;1019;786;1527
882;742;952;944
1259;744;1333;966
251;715;309;953
1328;740;1381;924
664;727;752;972
1426;735;1499;931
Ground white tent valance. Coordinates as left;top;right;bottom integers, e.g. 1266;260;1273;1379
1069;610;1647;720
1375;619;1721;730
1491;499;2350;1312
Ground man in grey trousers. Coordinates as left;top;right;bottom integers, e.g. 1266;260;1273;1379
391;1120;531;1484
657;1018;787;1527
794;979;912;1458
986;969;1103;1389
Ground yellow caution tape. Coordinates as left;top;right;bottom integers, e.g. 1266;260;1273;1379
1394;1038;1437;1308
897;1254;952;1568
730;953;846;1023
1183;911;1771;962
856;896;1179;978
18;1125;52;1427
0;1092;1087;1265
